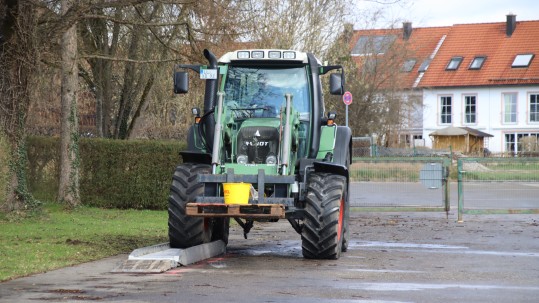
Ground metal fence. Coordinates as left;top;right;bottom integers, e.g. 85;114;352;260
457;157;539;221
350;157;451;212
352;145;453;158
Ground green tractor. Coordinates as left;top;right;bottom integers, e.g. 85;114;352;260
170;49;352;259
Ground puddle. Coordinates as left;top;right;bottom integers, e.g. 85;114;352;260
345;269;424;273
349;240;539;257
335;282;539;292
228;240;302;257
349;240;467;250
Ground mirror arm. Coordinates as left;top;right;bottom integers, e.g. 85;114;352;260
320;65;343;75
176;64;202;74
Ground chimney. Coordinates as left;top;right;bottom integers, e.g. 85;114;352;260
403;22;412;40
506;14;516;37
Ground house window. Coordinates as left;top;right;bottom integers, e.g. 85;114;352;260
506;133;539;154
469;56;486;69
418;58;431;72
530;93;539;122
446;57;463;70
440;96;452;124
505;133;516;154
503;93;517;123
512;54;534;68
464;95;476;124
352;35;397;56
402;59;416;72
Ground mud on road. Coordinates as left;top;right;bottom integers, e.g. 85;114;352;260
1;212;538;303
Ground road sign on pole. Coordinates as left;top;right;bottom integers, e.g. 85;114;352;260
343;91;353;105
343;91;352;127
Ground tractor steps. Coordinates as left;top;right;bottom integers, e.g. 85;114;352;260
186;203;285;219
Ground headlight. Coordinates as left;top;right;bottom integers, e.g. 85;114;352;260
251;51;264;59
265;155;277;165
268;51;281;59
237;51;250;59
283;51;296;59
237;154;248;164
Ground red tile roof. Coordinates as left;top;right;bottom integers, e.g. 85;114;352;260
419;20;539;87
351;20;539;88
399;26;451;87
350;26;451;89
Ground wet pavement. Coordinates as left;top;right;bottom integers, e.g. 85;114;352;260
1;211;538;303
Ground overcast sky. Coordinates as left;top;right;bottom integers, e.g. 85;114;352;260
355;0;539;28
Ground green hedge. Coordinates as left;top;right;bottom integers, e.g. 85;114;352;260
27;136;185;209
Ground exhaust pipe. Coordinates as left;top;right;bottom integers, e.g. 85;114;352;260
203;49;218;150
203;49;218;113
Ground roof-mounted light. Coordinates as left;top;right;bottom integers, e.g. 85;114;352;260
283;51;296;59
237;51;250;59
268;51;281;59
251;51;264;59
219;49;309;63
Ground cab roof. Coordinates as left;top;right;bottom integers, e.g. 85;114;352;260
219;49;309;64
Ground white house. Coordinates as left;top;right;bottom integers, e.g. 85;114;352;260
351;15;539;154
419;16;539;154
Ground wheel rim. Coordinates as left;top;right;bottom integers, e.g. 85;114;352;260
337;197;344;241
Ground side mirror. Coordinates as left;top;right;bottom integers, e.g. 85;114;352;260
329;73;344;95
174;71;189;94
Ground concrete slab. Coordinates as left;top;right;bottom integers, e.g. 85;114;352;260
178;240;226;266
112;240;227;273
111;259;176;273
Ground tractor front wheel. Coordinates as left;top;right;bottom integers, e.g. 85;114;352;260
168;163;229;248
301;173;347;259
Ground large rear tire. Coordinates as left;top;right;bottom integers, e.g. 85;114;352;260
301;173;347;259
168;163;229;248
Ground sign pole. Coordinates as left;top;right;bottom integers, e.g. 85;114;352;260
346;105;349;127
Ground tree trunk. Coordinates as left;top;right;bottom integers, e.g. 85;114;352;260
0;0;38;212
58;0;80;208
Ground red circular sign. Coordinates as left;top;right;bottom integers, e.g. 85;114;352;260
343;91;353;105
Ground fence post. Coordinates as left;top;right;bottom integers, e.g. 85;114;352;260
443;158;450;214
457;158;464;222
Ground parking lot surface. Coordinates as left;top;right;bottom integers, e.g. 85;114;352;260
1;211;538;303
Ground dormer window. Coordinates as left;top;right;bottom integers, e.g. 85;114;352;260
446;56;463;70
469;56;486;70
352;35;397;56
512;54;534;68
418;58;431;72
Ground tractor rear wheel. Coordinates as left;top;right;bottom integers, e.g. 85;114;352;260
168;163;229;248
301;173;347;259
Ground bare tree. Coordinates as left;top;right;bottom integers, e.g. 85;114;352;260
0;0;40;211
324;17;416;146
74;1;248;139
58;0;80;207
241;0;347;57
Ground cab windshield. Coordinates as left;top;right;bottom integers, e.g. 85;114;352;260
223;66;310;120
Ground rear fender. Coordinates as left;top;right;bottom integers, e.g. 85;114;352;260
332;126;352;167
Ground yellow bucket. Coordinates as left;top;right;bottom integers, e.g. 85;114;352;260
223;183;251;205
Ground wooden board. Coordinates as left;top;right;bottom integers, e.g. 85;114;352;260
186;203;285;219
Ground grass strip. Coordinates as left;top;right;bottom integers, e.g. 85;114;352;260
0;203;167;281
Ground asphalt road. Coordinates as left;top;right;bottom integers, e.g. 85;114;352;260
1;211;538;303
352;181;539;209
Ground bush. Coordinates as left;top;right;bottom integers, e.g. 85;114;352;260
27;136;186;209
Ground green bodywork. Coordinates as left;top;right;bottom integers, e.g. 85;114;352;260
316;125;337;159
